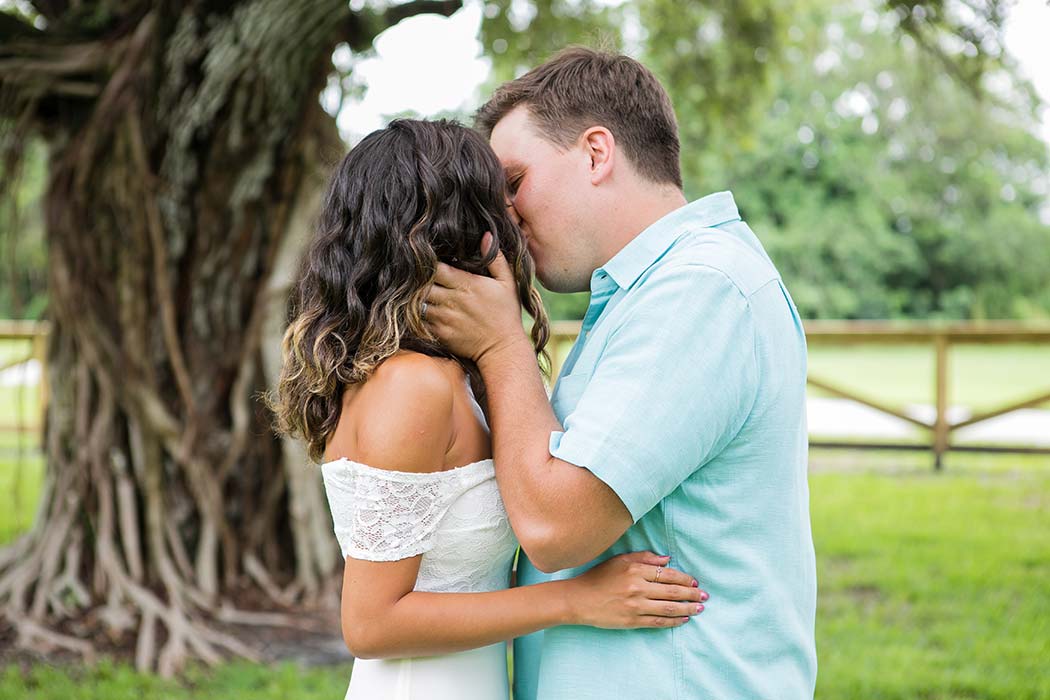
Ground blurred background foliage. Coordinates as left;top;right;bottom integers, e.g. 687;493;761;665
481;0;1050;321
2;0;1047;324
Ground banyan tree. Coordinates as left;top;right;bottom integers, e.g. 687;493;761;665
0;0;459;675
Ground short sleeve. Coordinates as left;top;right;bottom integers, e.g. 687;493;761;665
548;263;759;523
320;461;452;561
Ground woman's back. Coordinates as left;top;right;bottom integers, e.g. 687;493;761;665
322;351;517;594
320;352;517;699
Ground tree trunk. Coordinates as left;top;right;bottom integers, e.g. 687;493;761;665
0;0;460;676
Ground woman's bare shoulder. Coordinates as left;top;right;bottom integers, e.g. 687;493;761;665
327;352;459;473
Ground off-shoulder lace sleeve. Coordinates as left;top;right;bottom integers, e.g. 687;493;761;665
320;460;454;562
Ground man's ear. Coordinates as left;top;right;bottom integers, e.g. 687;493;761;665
582;126;615;185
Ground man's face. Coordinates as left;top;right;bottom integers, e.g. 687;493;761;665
489;106;594;293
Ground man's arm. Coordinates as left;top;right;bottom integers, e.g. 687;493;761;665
426;240;759;573
423;241;633;572
326;359;701;657
476;334;633;573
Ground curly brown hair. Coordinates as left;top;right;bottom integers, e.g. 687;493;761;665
265;119;550;463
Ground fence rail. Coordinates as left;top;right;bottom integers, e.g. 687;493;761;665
551;319;1050;469
4;319;1049;469
0;319;50;433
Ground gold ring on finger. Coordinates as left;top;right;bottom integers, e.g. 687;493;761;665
653;566;663;583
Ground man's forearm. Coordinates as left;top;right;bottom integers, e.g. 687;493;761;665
477;333;565;548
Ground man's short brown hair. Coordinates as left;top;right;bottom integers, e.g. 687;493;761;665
475;47;682;189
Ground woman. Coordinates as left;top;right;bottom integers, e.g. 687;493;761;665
267;119;706;699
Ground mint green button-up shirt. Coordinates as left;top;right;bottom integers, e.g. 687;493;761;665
513;191;817;700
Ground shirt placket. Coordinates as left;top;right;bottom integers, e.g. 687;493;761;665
558;273;617;379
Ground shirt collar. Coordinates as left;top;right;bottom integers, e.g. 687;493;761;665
595;191;742;291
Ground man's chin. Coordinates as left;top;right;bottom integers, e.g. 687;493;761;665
536;269;584;294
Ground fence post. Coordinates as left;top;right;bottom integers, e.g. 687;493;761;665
32;326;49;432
933;333;949;470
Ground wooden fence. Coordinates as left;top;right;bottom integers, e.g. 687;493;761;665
551;319;1050;469
4;319;1049;469
0;319;49;433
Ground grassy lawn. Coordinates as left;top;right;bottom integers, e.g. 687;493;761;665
0;337;35;367
2;338;1048;698
1;660;356;700
810;451;1050;699
0;383;41;431
0;448;43;543
1;451;1048;698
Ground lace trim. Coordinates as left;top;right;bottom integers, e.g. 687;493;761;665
320;458;495;562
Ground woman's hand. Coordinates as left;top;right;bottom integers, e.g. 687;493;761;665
564;551;709;629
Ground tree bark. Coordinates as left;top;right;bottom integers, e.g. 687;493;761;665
0;0;461;676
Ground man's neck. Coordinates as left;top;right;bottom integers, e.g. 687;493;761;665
596;186;688;268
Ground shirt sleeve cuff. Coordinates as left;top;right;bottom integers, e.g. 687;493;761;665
547;430;656;524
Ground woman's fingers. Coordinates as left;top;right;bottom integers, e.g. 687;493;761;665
645;564;693;588
638;615;692;628
618;551;671;567
644;583;704;604
640;599;704;618
638;563;711;603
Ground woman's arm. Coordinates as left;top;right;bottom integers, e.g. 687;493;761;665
341;550;703;659
326;355;705;659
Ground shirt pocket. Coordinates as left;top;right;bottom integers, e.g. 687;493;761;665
551;371;590;422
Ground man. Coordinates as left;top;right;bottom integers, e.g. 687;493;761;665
424;47;817;699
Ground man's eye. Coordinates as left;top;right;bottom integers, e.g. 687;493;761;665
508;175;523;194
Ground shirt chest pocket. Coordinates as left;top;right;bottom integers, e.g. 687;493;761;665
550;372;590;422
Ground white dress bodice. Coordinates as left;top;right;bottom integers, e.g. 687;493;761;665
320;456;518;593
319;425;517;699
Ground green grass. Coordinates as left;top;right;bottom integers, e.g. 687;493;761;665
0;449;43;543
1;659;355;700
810;452;1050;699
0;384;41;430
2;452;1048;698
2;335;1049;698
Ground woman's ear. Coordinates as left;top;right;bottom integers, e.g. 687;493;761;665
582;126;615;185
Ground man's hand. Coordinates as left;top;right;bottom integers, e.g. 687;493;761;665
426;234;635;571
424;232;527;364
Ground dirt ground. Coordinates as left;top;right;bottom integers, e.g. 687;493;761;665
0;593;352;675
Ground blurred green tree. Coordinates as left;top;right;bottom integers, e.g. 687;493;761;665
701;3;1050;319
480;0;1048;320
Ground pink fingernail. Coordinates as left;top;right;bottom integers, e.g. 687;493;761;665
700;591;709;601
691;579;698;587
696;603;704;613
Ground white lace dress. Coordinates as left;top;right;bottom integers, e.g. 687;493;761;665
320;451;518;700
